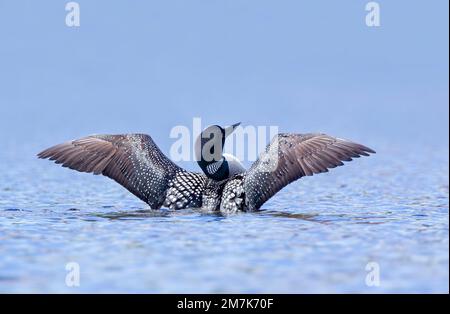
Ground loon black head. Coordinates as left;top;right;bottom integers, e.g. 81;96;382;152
195;122;244;181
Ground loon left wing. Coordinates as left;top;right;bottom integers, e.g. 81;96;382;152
38;134;196;209
243;133;375;210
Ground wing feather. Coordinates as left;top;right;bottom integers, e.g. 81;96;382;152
244;133;375;210
38;134;183;208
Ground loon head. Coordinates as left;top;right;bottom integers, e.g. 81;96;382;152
195;122;244;181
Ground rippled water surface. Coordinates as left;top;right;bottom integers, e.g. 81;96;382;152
0;142;448;293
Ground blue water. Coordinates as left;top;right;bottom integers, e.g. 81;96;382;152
0;140;448;293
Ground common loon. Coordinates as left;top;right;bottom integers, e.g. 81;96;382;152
37;123;375;213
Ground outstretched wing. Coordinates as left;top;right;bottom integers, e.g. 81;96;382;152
38;134;183;208
244;133;375;210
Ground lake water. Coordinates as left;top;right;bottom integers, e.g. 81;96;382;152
0;139;448;293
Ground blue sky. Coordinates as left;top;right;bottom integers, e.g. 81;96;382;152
0;0;448;157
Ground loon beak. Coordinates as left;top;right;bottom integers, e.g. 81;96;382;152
224;122;241;137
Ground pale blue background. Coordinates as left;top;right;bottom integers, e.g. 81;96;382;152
0;0;448;157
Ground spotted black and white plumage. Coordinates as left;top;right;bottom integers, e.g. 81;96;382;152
38;131;375;213
163;171;205;210
220;175;245;213
205;159;224;176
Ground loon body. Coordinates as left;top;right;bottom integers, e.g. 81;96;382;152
38;124;375;213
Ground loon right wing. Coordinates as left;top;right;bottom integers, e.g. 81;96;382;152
38;134;195;208
243;133;375;210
